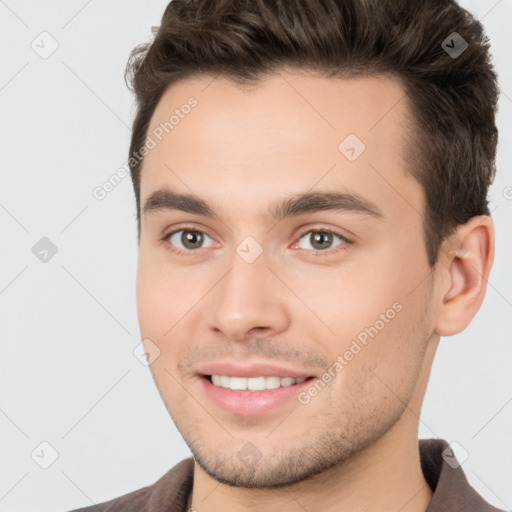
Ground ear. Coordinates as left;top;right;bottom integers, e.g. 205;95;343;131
434;215;495;337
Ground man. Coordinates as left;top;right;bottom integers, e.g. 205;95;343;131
69;0;504;510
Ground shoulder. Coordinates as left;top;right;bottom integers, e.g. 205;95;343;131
66;484;153;512
420;439;507;512
63;458;194;512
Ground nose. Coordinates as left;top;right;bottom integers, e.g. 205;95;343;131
205;248;290;342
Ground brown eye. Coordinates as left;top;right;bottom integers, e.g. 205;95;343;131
296;229;348;252
180;230;204;250
165;229;214;253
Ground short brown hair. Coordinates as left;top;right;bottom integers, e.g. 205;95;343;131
125;0;499;268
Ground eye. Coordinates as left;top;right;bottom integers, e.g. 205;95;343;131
292;229;350;254
161;226;351;257
163;228;215;254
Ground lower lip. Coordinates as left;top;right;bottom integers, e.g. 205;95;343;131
199;376;315;416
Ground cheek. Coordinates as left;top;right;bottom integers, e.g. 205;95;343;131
135;252;209;347
289;256;399;334
135;251;176;337
325;309;426;427
351;291;430;406
305;255;428;391
135;259;189;388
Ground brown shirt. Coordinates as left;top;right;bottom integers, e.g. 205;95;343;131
66;438;505;512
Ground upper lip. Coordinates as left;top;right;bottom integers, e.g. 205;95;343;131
196;362;316;379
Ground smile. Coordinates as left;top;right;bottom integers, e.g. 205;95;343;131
208;375;308;391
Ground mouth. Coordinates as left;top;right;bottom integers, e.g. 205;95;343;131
202;374;315;391
198;374;317;416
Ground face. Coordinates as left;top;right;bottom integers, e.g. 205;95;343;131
136;70;437;487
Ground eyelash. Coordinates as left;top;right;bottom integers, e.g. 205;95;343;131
160;224;352;258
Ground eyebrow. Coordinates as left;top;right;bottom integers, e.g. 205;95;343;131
142;188;383;222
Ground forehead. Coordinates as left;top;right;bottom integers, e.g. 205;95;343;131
140;71;423;225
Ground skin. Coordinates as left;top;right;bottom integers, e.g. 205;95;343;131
136;69;494;512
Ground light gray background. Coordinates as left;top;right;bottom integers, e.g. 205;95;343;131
0;1;511;511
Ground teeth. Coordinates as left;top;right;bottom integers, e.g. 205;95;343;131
210;375;308;391
247;376;266;391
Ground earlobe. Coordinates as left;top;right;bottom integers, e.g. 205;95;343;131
434;215;495;337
